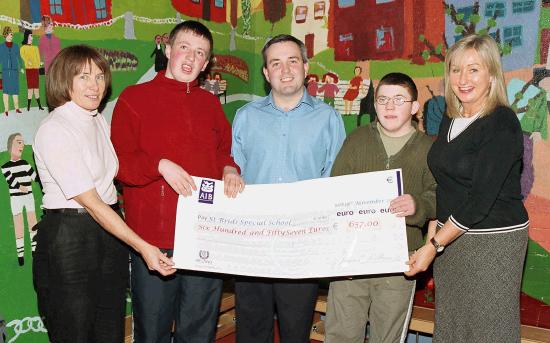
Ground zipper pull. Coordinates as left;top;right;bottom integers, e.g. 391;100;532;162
386;157;390;170
160;184;165;196
186;82;190;94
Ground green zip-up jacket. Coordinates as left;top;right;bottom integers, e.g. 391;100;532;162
331;122;437;251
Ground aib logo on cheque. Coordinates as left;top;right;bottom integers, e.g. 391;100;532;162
199;180;215;204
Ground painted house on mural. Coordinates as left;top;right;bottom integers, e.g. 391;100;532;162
445;0;541;71
330;0;445;62
291;0;330;58
171;0;226;22
40;0;112;24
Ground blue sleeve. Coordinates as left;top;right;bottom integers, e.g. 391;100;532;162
231;106;247;176
321;109;346;177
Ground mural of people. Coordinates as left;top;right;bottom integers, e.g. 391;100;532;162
1;133;38;266
306;73;319;97
212;72;223;96
20;30;44;111
424;80;446;136
38;15;61;74
150;34;167;72
318;72;339;107
0;26;22;116
343;66;363;115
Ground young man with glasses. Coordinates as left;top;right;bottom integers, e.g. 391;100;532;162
324;72;437;343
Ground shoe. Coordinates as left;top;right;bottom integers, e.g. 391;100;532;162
39;106;45;110
18;256;24;266
4;112;7;117
15;109;22;114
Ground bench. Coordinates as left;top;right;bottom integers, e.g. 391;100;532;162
124;288;550;342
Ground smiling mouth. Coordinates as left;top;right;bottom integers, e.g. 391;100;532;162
86;95;100;100
182;64;193;73
458;87;474;93
280;76;294;82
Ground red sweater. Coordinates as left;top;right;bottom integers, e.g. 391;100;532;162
111;71;238;249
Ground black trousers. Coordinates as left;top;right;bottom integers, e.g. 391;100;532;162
235;277;318;343
130;250;223;343
32;211;129;343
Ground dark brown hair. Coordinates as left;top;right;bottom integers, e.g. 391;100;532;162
376;72;418;101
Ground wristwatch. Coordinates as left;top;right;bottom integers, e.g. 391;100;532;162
430;237;445;253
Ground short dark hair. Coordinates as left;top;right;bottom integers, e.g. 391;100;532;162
168;20;213;57
46;45;112;110
376;72;418;101
262;34;308;68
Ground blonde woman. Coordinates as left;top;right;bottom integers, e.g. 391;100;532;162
406;34;529;342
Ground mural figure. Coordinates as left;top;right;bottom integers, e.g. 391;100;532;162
318;72;339;107
150;34;167;72
1;133;37;266
0;27;22;116
38;15;61;74
306;73;319;97
20;30;44;111
424;80;446;137
507;78;548;198
202;73;221;96
343;66;363;115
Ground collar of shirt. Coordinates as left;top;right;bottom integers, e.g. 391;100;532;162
260;89;315;114
155;69;200;93
64;101;99;119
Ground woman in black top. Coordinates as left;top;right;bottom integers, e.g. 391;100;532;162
406;34;529;342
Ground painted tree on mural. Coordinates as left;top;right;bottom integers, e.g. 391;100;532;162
242;0;251;36
419;1;512;62
264;0;286;36
230;0;238;51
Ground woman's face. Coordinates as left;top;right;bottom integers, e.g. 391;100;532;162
70;61;106;111
449;48;492;115
27;34;33;45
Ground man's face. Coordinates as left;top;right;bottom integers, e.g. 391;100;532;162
165;30;210;83
263;41;308;100
10;135;24;160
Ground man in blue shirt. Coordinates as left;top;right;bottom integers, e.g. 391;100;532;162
232;34;346;343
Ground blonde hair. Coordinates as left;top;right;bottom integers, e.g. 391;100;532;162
444;34;509;118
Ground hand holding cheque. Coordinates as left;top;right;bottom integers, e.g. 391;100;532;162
172;169;409;278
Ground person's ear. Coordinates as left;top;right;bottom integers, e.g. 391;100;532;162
263;67;270;83
411;101;420;115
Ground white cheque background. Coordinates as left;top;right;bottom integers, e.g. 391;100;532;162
173;169;409;279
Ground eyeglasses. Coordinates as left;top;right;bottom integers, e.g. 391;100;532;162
376;96;414;106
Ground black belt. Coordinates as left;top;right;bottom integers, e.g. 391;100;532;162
44;203;120;215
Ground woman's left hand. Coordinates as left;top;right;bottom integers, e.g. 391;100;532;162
223;166;245;198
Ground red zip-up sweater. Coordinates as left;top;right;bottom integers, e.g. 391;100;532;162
111;71;238;249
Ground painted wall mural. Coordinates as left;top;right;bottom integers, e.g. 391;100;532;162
1;0;549;341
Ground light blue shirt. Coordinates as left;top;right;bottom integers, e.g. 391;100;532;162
232;89;346;185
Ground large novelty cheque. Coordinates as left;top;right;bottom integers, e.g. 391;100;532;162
173;169;409;278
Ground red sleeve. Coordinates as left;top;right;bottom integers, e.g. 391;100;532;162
214;103;240;174
111;92;162;186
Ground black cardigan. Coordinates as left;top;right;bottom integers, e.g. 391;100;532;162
428;106;529;233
